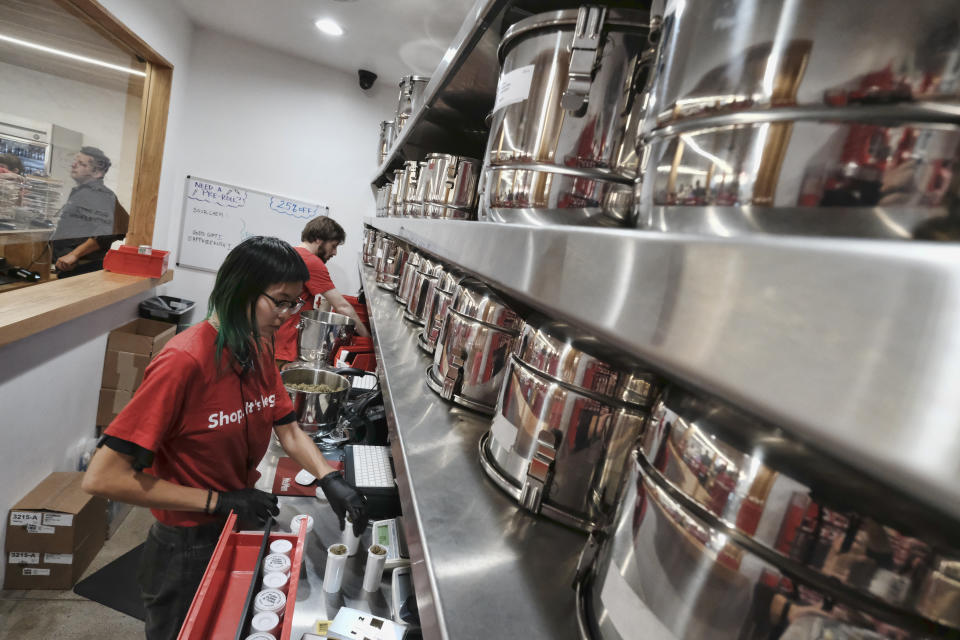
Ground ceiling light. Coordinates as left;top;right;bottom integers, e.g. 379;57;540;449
0;33;146;76
314;18;345;37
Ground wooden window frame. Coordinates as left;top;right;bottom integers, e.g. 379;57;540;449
0;0;174;348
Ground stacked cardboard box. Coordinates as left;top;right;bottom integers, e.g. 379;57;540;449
97;318;175;429
4;472;107;589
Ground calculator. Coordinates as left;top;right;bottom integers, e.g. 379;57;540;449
372;517;409;570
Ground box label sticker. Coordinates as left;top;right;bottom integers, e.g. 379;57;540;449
8;552;40;564
493;64;535;113
9;511;42;527
22;567;51;577
42;512;74;527
44;553;73;565
27;524;56;534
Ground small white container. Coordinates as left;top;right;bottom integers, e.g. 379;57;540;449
269;538;293;556
323;543;349;593
253;588;286;619
290;513;314;535
363;544;388;592
342;514;360;556
250;611;280;636
262;553;291;576
262;571;289;593
244;633;276;640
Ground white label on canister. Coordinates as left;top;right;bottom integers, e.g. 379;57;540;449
44;553;73;565
8;552;40;564
27;524;56;534
42;512;74;527
490;413;519;449
600;559;676;640
263;553;291;575
22;567;50;576
9;511;42;527
493;64;535;113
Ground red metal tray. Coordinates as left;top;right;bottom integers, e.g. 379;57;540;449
177;513;308;640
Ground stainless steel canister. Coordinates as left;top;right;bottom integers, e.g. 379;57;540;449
375;235;406;291
396;75;430;127
281;366;351;432
417;267;463;355
388;169;404;217
412;159;437;219
361;228;378;267
423;153;482;219
395;250;423;305
377;120;395;166
480;319;656;530
403;257;443;325
397;161;420;218
637;105;960;239
426;278;523;414
480;7;651;226
645;0;960;129
297;310;356;366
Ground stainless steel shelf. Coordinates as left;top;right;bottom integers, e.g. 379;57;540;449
361;265;586;640
365;217;960;523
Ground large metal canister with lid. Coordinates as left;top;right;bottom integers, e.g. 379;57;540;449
479;6;652;226
387;169;403;218
374;235;406;291
417;267;463;354
403;257;444;325
395;75;430;135
377;120;395;166
575;385;960;640
361;227;379;267
423;153;482;219
395;250;423;305
426;278;523;415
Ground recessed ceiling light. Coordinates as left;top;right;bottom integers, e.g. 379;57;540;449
315;18;345;37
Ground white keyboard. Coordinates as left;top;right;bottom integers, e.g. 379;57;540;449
348;445;394;489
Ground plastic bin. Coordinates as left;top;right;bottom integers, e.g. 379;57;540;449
139;296;196;333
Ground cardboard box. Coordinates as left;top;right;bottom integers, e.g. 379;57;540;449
5;472;107;590
97;388;133;427
101;349;150;392
106;318;175;358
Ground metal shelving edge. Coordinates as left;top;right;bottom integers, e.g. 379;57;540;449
364;216;960;524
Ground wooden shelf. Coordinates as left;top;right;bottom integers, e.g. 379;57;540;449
0;268;174;348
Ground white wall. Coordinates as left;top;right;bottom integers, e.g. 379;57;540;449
159;27;395;319
0;0;193;581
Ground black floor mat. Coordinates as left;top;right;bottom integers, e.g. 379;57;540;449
73;543;146;621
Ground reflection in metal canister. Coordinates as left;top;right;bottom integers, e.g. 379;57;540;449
394;250;422;305
403;257;444;325
361;227;378;267
374;236;407;292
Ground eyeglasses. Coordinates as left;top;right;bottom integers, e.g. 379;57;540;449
261;292;305;314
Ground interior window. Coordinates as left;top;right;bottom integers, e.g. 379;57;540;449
0;0;145;290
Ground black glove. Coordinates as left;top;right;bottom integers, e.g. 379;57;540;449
318;471;368;536
213;488;279;524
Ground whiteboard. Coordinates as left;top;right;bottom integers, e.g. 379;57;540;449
177;175;329;273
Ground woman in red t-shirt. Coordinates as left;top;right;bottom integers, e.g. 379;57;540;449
82;236;367;640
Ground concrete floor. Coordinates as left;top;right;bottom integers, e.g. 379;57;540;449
0;506;154;639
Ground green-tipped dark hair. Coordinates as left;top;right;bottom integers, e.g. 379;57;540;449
207;236;308;368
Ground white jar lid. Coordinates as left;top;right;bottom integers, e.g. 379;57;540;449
262;571;289;590
269;538;293;556
254;588;286;615
244;634;276;640
262;553;291;575
250;611;280;633
290;513;314;534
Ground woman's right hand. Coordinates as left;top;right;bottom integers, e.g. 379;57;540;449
213;488;279;524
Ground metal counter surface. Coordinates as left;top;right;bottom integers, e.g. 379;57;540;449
255;446;395;637
360;265;587;640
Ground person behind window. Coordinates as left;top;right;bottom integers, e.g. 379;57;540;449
274;215;370;366
49;146;128;278
0;154;25;217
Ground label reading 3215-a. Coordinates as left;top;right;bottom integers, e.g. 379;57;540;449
9;511;42;527
8;552;40;564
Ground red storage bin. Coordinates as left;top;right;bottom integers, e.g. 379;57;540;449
177;513;307;640
104;245;170;278
334;335;376;372
343;295;370;330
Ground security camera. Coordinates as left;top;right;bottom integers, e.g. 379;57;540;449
358;69;377;90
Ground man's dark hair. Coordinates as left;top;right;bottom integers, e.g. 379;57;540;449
79;146;111;175
0;154;24;174
302;216;345;244
207;236;308;369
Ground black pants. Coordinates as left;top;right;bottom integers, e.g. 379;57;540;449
137;520;224;640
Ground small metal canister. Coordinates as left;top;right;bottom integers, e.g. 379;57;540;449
403;257;444;325
395;250;423;306
417;267;464;354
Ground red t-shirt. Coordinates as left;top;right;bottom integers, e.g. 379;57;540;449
104;321;295;527
274;246;336;361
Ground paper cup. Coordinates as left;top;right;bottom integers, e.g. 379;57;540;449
323;543;349;593
362;544;388;592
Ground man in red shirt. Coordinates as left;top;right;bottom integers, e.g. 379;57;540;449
275;216;369;364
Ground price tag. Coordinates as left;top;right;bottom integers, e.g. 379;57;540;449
22;568;50;577
8;552;40;564
9;511;41;527
44;553;73;565
493;65;535;113
42;512;73;527
27;524;55;534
